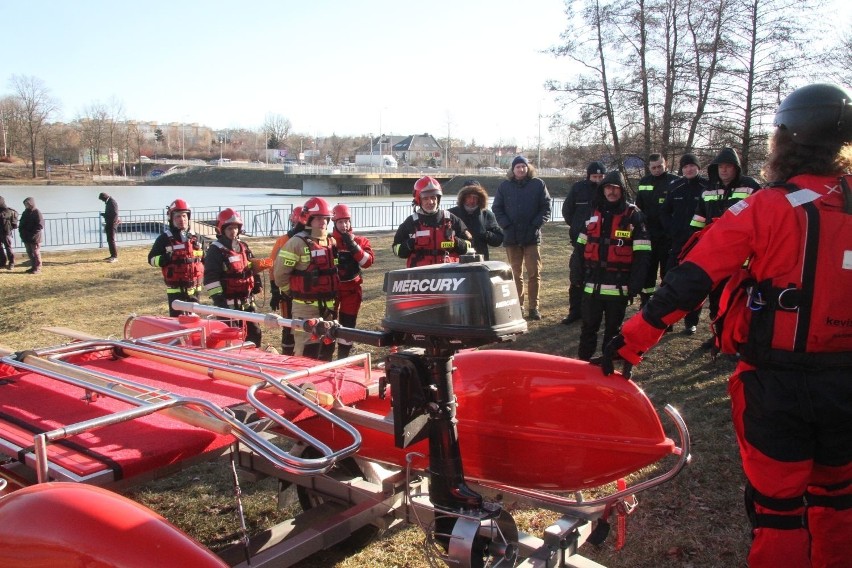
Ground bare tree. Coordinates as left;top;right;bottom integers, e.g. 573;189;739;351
9;75;57;177
77;102;109;173
263;114;292;150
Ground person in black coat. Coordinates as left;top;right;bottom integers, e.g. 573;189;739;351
98;192;120;262
561;161;606;324
447;180;503;260
0;196;18;270
18;197;44;274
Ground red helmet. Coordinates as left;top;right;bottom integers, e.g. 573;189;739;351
302;197;332;220
289;206;305;225
217;208;243;233
167;198;191;221
332;203;351;222
413;176;442;206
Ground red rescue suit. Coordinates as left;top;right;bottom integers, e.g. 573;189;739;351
288;235;339;302
619;174;852;568
409;211;460;267
160;229;203;290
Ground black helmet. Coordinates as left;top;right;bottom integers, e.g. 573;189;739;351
774;83;852;147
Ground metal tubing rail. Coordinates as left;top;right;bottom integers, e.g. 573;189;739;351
3;343;359;476
171;301;396;347
35;341;356;473
128;333;374;396
478;404;691;519
86;339;363;466
33;400;176;483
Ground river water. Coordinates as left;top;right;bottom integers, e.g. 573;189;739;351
0;185;411;217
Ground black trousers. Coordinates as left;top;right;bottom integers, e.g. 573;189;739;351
567;243;584;317
0;233;13;266
105;222;118;258
577;294;629;361
166;291;199;318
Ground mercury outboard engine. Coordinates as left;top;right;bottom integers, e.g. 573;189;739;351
382;255;527;543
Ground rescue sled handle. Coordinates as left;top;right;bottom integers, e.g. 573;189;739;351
481;403;691;518
171;301;396;347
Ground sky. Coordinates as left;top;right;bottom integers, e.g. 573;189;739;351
3;0;574;149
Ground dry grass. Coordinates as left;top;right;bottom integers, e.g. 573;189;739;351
0;223;750;567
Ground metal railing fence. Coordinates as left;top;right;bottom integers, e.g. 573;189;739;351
6;198;566;252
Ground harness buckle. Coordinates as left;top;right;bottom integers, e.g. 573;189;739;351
746;286;766;311
776;288;800;311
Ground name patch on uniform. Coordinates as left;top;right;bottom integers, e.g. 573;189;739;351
614;230;631;238
311;249;327;258
729;200;749;215
173;243;186;251
587;215;599;224
843;250;852;270
228;255;242;263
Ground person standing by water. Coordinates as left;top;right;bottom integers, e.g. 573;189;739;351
0;196;18;270
148;199;205;317
492;155;551;321
98;192;120;263
18;197;43;274
447;180;503;260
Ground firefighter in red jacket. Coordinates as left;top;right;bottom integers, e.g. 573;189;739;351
204;208;264;347
148;199;205;317
392;176;472;267
330;203;374;359
273;197;339;360
575;170;651;361
602;83;852;568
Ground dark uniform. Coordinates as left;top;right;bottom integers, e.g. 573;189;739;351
689;147;761;323
561;161;605;323
635;168;678;302
575;171;650;361
660;155;708;332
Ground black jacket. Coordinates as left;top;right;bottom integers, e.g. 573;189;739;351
562;179;597;243
661;175;708;254
635;172;679;241
493;176;551;246
448;184;502;260
19;198;44;244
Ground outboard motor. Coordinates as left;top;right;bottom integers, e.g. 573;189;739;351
381;255;527;544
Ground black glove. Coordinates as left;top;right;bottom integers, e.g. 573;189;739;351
160;252;173;266
601;335;633;379
403;238;415;256
455;237;469;254
211;294;227;309
339;231;354;246
251;279;262;296
270;283;282;311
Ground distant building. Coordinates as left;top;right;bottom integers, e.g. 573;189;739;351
390;133;444;166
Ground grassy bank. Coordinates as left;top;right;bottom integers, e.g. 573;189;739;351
0;223;749;567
